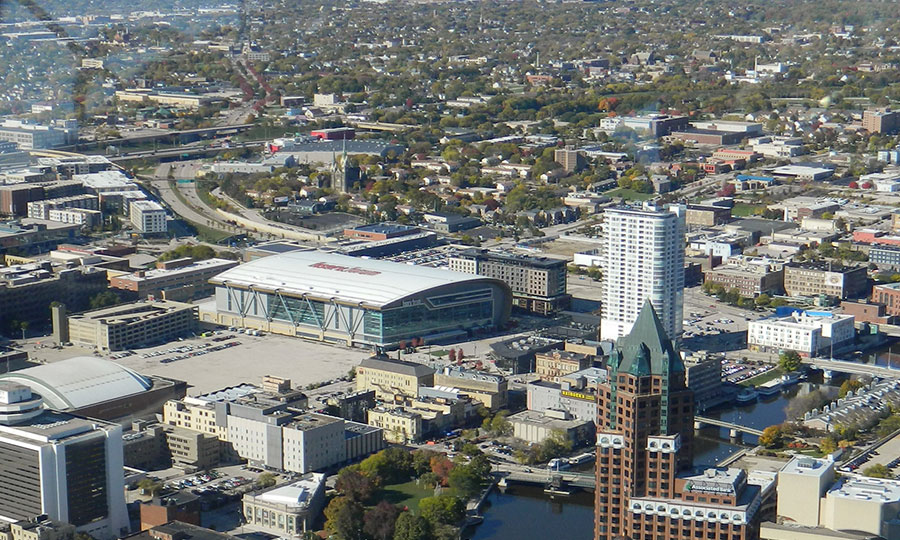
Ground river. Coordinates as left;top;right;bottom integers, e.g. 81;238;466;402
469;374;846;539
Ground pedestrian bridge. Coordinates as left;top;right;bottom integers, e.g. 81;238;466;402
805;357;900;379
694;416;764;437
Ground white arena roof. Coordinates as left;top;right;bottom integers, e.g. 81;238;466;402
0;356;152;410
211;251;500;307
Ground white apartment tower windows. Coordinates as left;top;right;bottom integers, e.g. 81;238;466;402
599;203;685;341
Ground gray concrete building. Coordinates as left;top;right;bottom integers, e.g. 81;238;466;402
64;299;198;352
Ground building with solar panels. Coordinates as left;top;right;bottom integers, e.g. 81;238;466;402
204;251;511;348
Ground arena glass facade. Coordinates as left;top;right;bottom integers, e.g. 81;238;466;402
206;253;511;348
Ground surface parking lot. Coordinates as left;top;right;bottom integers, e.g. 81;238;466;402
25;332;370;396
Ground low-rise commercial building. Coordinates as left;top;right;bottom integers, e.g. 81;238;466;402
449;248;570;315
325;390;375;423
356;356;435;402
115;89;214;109
704;259;784;297
870;245;900;269
110;258;238;301
242;473;326;537
343;223;420;241
66;300;198;351
534;349;592;383
367;406;423;443
508;409;593;445
0;260;108;330
0;119;76;149
684;353;726;411
526;367;608;424
139;492;201;530
840;300;896;325
433;366;507;410
748;311;855;357
123;522;236;540
871;282;900;317
750;136;806;158
0;518;75;540
685;204;732;227
783;262;868;299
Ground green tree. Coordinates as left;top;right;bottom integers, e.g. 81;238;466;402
759;425;784;449
755;294;771;307
877;415;900;438
89;290;121;310
392;512;431;540
418;494;465;525
539;429;574;461
863;464;893;479
255;472;277;489
359;448;413;484
137;478;162;496
819;436;838;454
838;379;866;398
489;411;512;436
778;351;802;372
411;449;441;476
325;496;365;540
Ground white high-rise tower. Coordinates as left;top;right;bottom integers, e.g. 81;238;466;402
599;202;685;341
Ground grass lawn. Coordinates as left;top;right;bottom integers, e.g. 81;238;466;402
740;367;784;387
606;188;655;201
379;480;453;512
731;203;765;217
429;350;449;357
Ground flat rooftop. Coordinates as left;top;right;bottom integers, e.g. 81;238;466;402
829;476;900;502
0;410;112;443
285;412;342;431
123;521;238;540
781;456;833;477
508;409;591;429
70;300;195;324
255;473;325;506
455;248;567;268
113;258;237;283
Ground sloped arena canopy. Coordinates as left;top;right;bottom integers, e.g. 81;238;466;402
0;356;152;410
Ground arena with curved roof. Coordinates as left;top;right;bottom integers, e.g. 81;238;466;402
205;251;512;348
0;356;187;422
